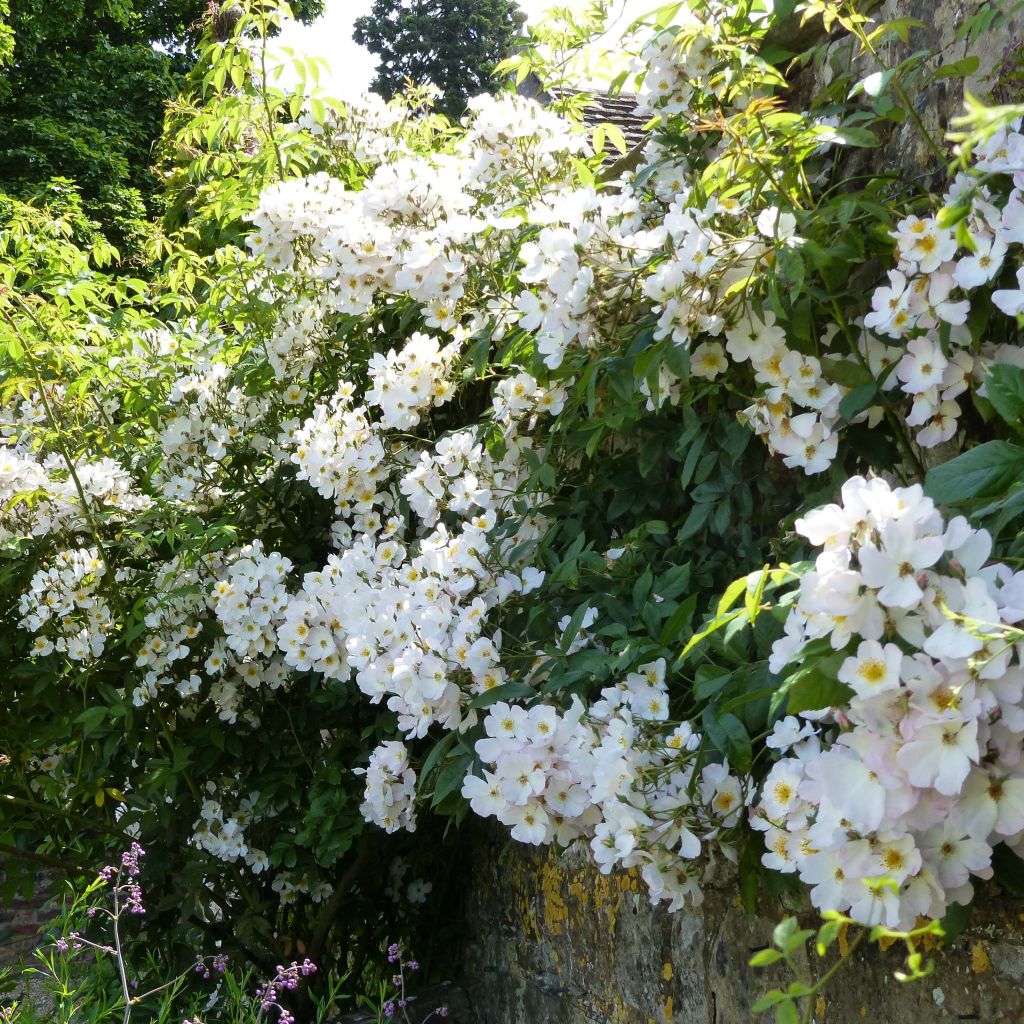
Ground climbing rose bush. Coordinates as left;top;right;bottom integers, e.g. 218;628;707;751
5;0;1024;976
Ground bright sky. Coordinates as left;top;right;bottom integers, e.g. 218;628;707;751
274;0;651;99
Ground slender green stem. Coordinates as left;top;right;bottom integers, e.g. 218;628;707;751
843;1;946;165
801;929;867;1024
257;12;286;180
3;301;121;590
111;884;132;1024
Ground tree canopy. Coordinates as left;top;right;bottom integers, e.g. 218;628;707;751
353;0;521;117
0;0;321;248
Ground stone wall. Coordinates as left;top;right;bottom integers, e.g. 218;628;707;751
458;830;1024;1024
0;869;57;968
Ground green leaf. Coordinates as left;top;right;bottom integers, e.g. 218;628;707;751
821;357;873;389
419;731;458;784
773;916;798;949
694;664;733;701
749;948;784;966
603;121;628;155
431;755;471;807
816;919;843;954
559;601;594;654
681;608;742;656
717;575;749;616
468;684;536;708
838;382;878;422
938;901;972;946
830;125;881;147
701;709;752;772
926;441;1024;505
784;657;851;715
985;363;1024;426
751;991;785;1012
659;593;698;645
933;55;980;79
770;0;797;21
75;706;109;738
992;843;1024;896
776;1001;800;1024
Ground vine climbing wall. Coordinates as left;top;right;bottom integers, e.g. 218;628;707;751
456;4;1024;1022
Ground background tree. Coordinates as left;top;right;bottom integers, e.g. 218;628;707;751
0;0;321;251
353;0;521;118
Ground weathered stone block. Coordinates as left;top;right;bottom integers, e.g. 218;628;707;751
458;830;1024;1024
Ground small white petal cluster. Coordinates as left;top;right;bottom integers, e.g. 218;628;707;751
755;475;1024;927
863;121;1024;449
211;542;293;660
18;548;112;661
290;394;388;513
357;740;418;834
156;361;272;501
0;447;151;540
366;332;461;429
464;659;748;912
634;16;721;117
191;792;264;865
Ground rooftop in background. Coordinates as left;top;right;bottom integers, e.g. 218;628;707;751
557;88;649;154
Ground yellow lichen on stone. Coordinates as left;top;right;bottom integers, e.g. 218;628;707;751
513;860;542;944
838;923;849;956
877;934;898;952
860;1008;867;1018
815;995;826;1020
971;940;990;974
539;859;569;936
661;961;673;981
662;995;673;1021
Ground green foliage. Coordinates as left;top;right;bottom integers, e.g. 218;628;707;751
750;912;942;1024
353;0;521;117
0;0;323;250
3;0;1024;1015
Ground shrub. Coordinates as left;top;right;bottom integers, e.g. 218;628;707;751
3;0;1024;996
